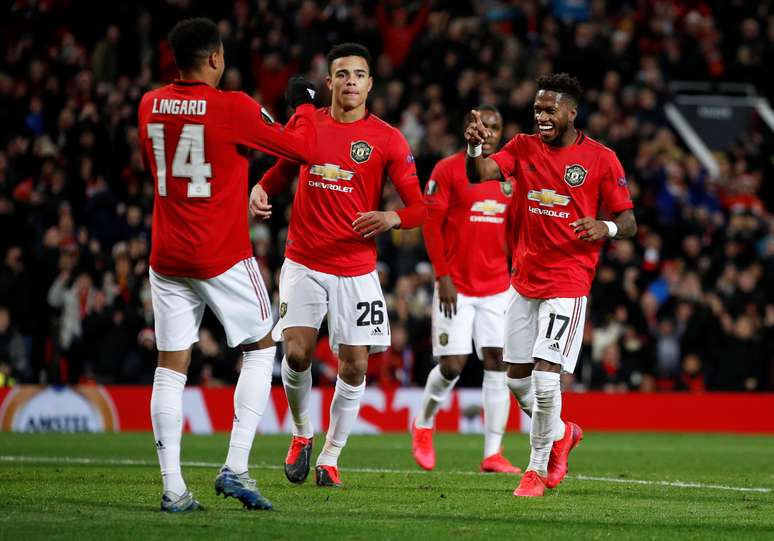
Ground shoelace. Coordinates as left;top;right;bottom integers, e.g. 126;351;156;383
235;473;257;490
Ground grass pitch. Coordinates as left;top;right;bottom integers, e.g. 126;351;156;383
0;431;772;540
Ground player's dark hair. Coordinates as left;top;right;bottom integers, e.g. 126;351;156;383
168;18;221;72
536;73;583;105
327;43;372;73
465;104;501;125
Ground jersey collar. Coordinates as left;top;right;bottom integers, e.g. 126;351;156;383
173;79;208;87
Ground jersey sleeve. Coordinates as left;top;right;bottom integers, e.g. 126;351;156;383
488;135;521;179
258;158;300;197
229;93;317;164
599;150;634;215
422;160;452;278
137;96;152;171
386;129;426;229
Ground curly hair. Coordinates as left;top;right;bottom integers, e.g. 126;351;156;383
536;73;583;105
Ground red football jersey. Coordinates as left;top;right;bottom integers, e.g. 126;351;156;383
490;132;633;298
138;80;316;279
260;108;424;276
423;152;512;297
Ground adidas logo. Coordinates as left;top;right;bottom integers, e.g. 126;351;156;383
548;342;561;353
307;88;316;99
370;326;383;336
155;440;165;450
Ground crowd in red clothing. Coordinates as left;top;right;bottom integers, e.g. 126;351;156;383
1;1;773;392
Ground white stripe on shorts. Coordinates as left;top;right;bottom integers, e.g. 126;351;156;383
243;259;268;320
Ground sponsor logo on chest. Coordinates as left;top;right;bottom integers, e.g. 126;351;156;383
527;189;572;219
470;199;507;223
308;163;355;193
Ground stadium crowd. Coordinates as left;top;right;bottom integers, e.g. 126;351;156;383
1;0;773;392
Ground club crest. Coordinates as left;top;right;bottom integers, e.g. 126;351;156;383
280;302;287;318
350;141;372;164
439;332;449;346
564;164;587;187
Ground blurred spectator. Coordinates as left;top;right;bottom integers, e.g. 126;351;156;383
0;1;772;391
0;306;29;383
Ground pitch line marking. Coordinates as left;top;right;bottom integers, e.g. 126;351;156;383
0;455;770;494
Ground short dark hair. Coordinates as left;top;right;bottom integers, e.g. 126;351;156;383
465;104;501;126
168;18;221;72
536;73;583;105
327;43;371;74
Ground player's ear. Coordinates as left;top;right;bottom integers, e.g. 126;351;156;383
325;75;332;91
568;104;577;124
367;76;373;93
208;50;220;72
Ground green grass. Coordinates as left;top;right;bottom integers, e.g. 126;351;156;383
0;432;772;540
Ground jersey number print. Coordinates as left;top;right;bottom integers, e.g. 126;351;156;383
147;123;213;198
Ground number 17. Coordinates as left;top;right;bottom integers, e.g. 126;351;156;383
546;313;570;340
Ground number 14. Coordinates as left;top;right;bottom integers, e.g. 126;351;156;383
147;123;212;198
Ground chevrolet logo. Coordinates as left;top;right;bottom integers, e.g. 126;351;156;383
527;189;571;207
471;199;507;216
310;163;354;182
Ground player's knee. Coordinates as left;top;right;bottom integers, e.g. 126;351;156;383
284;341;312;371
439;360;463;380
482;348;505;371
507;363;533;379
338;357;367;384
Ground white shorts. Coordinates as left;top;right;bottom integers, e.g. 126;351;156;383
149;258;273;351
503;288;587;373
271;258;390;354
432;287;509;359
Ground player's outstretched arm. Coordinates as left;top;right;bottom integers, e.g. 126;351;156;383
250;158;301;220
571;209;637;242
465;110;503;182
231;79;317;164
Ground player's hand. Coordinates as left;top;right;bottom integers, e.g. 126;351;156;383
352;210;401;238
286;76;317;108
464;110;491;146
571;216;609;242
249;184;272;220
437;275;458;318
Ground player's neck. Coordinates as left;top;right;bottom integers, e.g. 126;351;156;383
549;126;579;149
178;69;218;88
330;102;367;123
